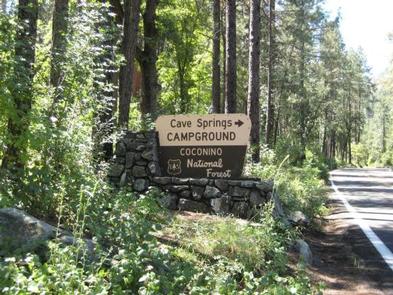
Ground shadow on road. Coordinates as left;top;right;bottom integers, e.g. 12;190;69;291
331;173;393;179
305;197;393;294
332;179;393;187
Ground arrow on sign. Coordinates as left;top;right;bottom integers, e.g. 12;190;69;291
234;120;244;127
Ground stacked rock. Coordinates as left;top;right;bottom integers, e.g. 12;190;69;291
108;131;277;219
153;177;273;218
108;131;161;192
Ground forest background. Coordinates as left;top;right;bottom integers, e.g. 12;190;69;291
0;0;392;293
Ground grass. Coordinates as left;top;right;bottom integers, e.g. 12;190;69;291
0;148;328;294
160;204;292;273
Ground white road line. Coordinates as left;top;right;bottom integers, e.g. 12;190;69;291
330;177;393;272
333;186;393;191
356;208;393;215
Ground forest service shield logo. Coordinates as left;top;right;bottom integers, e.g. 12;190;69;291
167;159;182;175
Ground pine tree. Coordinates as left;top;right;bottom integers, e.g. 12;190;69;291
247;0;261;162
138;0;160;120
50;0;69;108
119;0;141;128
225;0;236;113
1;0;38;171
212;0;221;113
265;0;275;148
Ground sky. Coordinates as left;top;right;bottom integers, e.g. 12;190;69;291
323;0;393;79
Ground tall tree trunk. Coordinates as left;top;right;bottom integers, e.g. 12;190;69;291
273;106;279;146
138;0;159;120
1;0;6;13
247;0;261;163
212;0;221;113
347;90;352;164
322;120;328;159
178;61;188;113
382;110;386;153
265;0;275;148
92;2;119;163
225;0;236;113
118;0;141;128
298;37;306;164
1;0;38;171
50;0;69;109
221;3;226;113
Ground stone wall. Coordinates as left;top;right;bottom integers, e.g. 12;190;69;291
108;131;278;219
151;177;273;218
108;131;161;191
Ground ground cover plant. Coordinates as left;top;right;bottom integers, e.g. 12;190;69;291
0;188;324;294
0;141;327;294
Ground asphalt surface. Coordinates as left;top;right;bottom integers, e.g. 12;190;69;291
330;168;393;278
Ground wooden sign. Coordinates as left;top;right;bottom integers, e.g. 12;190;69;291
155;114;251;178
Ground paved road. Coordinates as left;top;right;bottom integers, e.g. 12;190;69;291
330;168;393;276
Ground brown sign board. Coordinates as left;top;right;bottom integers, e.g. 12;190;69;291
155;114;251;178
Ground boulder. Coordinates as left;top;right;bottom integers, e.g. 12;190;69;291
141;150;154;161
189;178;209;186
56;235;96;261
191;185;204;200
119;172;127;187
108;163;124;177
178;199;210;213
295;239;313;266
0;208;56;255
125;152;135;168
132;165;147;177
134;179;148;192
0;208;94;259
167;185;189;193
136;133;146;139
240;180;257;188
203;186;221;199
270;192;285;219
114;156;125;164
136;144;146;151
249;190;265;207
214;179;229;191
229;186;250;198
172;177;189;185
148;162;160;175
115;141;127;157
159;194;178;210
124;140;139;151
179;190;191;198
228;180;241;186
256;180;274;192
152;177;171;185
289;211;310;227
210;195;231;214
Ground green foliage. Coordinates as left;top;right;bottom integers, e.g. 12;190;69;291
164;203;292;273
359;55;393;167
2;0;369;293
0;188;322;294
247;149;328;220
157;0;211;114
351;143;369;167
0;14;16;158
0;195;321;294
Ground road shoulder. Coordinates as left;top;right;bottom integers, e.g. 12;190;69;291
304;196;393;295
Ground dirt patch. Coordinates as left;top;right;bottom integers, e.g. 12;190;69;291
305;198;393;295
